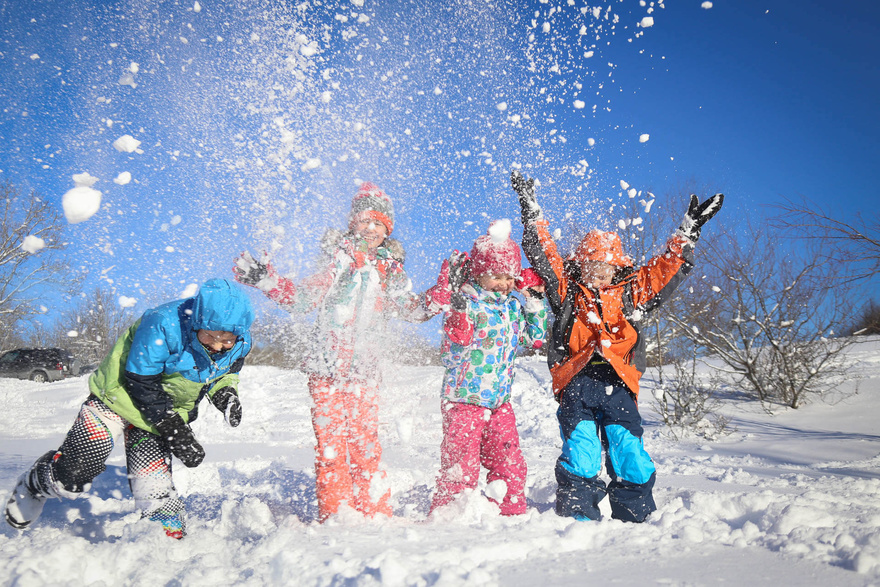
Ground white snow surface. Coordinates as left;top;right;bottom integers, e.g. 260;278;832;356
2;338;880;585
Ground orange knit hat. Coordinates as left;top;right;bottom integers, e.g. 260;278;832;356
573;230;633;267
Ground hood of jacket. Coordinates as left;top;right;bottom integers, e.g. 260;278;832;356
191;278;254;336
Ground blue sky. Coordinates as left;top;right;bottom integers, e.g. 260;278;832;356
0;0;877;327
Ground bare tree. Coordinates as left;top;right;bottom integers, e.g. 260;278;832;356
772;197;880;284
58;288;138;364
0;183;75;352
669;220;856;410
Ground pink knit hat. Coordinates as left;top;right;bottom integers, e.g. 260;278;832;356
470;219;522;278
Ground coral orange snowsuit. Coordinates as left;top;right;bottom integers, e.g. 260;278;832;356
261;235;432;521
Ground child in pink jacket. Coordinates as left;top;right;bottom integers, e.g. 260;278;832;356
425;219;548;516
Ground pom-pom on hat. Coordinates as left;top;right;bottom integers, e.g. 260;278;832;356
573;230;633;267
470;219;522;278
349;181;395;235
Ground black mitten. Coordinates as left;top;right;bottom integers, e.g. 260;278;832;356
677;193;724;242
510;170;542;225
233;251;269;286
447;251;470;292
210;386;242;428
155;413;205;468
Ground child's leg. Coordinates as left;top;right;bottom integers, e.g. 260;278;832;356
125;426;187;538
430;402;486;513
309;375;354;521
555;376;607;521
6;397;126;529
344;378;392;517
600;385;656;523
480;402;528;515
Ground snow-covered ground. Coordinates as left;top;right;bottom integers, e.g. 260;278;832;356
2;338;879;586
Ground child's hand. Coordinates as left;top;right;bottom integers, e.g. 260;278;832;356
233;251;274;290
677;193;724;242
515;267;545;299
511;170;542;224
447;251;470;292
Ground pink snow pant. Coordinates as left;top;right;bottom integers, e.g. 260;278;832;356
431;401;528;516
309;375;391;522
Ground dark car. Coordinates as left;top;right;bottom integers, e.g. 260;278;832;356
0;348;74;383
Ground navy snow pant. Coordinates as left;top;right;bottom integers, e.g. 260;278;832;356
555;373;656;522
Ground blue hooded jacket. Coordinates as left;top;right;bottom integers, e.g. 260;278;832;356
89;278;254;432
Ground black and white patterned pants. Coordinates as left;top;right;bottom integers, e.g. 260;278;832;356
33;397;186;527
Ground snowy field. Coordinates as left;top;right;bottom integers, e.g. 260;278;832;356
2;338;880;586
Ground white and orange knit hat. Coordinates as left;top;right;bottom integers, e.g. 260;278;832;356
349;182;395;235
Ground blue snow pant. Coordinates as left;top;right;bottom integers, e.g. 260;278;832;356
555;373;656;522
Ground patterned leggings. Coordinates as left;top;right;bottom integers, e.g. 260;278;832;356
33;396;186;535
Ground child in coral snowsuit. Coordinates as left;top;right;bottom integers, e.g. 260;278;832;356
425;219;548;516
511;170;723;522
234;183;433;521
5;278;254;538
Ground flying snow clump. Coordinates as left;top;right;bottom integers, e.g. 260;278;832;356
62;186;102;224
193;1;202;12
496;102;508;111
72;172;98;187
639;133;650;143
573;100;585;109
181;283;199;298
702;2;713;8
640;17;654;28
301;158;321;171
113;135;142;153
119;296;137;308
114;172;132;185
488;219;512;242
21;235;45;254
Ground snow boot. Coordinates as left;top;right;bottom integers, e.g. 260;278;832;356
5;451;56;530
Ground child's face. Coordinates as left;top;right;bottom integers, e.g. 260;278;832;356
354;217;388;249
580;260;616;289
476;273;515;295
197;329;237;354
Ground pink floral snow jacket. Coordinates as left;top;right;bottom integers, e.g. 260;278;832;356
439;283;547;409
260;234;432;380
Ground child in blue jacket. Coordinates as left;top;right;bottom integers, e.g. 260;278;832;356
4;278;253;538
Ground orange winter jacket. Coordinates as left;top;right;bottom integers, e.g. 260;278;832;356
522;219;695;400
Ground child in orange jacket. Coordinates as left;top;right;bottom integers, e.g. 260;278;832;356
511;170;723;522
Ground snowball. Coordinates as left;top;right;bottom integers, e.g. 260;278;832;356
433;86;442;95
21;235;45;254
620;180;630;190
640;16;654;28
587;137;595;146
542;22;551;33
113;171;132;185
573;100;585;109
486;479;508;502
193;1;202;12
321;91;331;103
300;41;318;57
702;1;713;8
30;54;40;60
639;133;650;143
112;134;141;153
129;62;139;73
118;72;137;88
66;330;79;338
496;102;508;111
72;172;98;187
62;186;102;224
181;283;199;298
118;295;137;308
301;158;321;171
487;219;512;242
